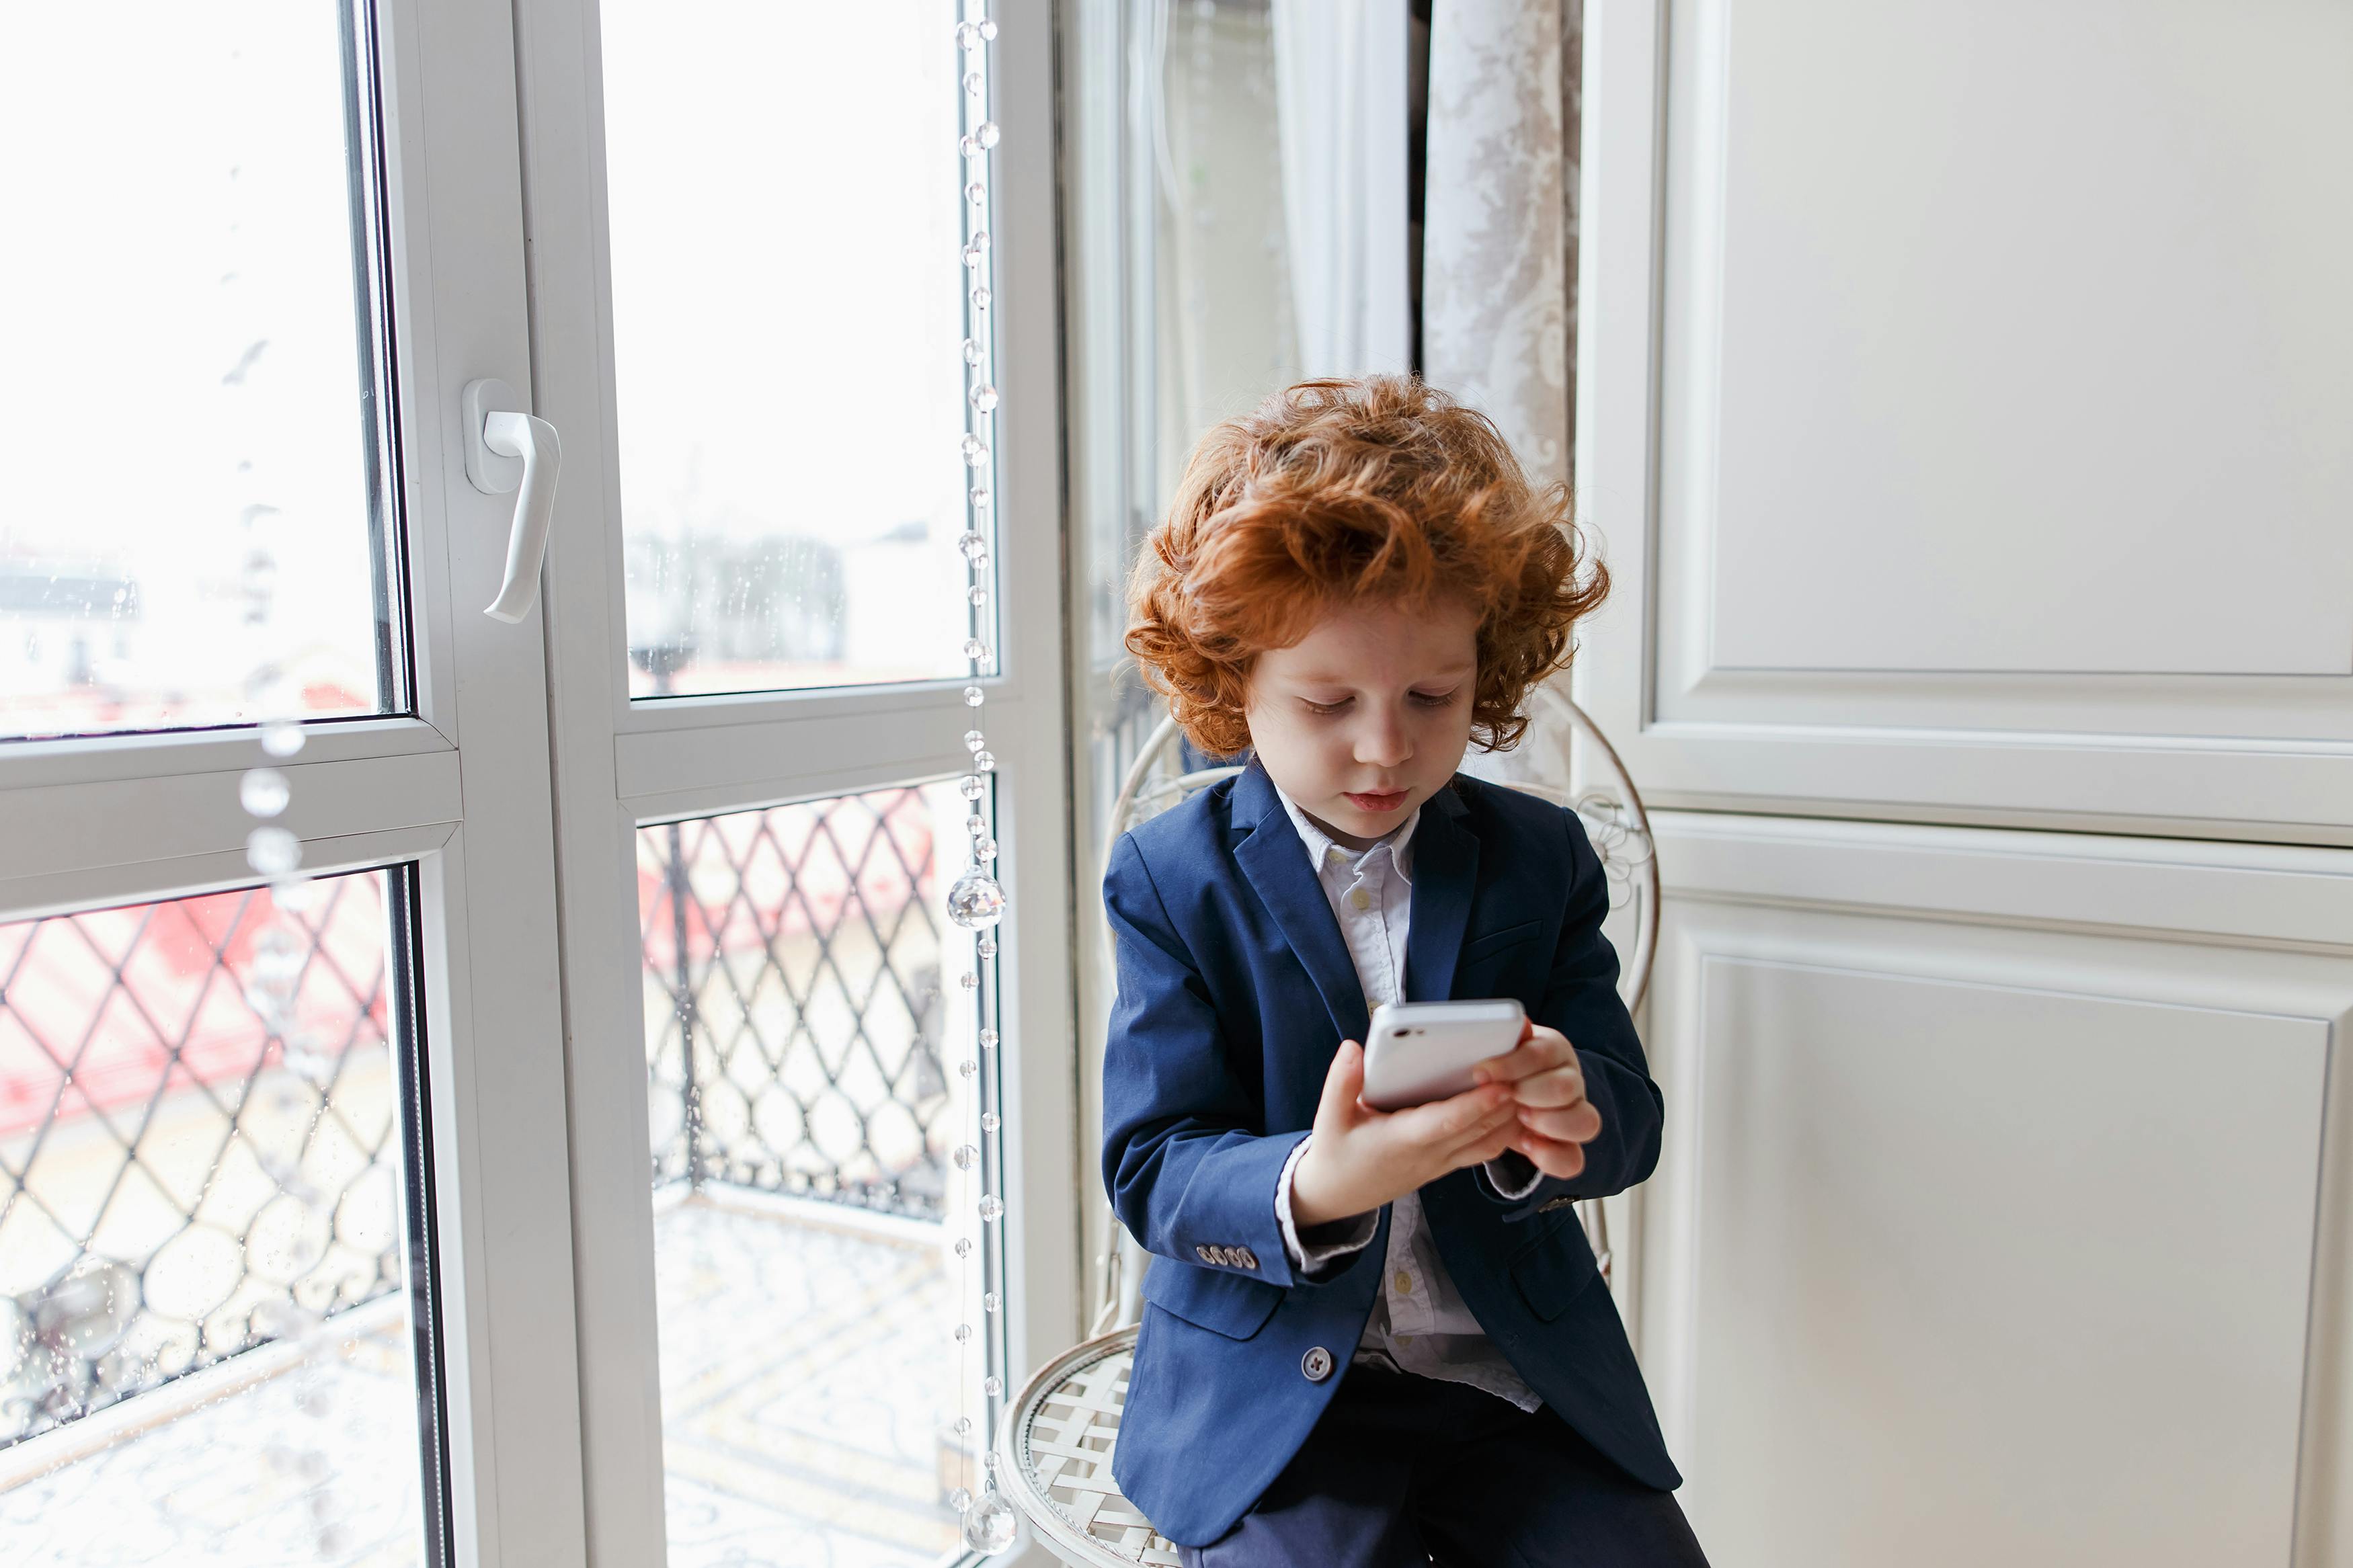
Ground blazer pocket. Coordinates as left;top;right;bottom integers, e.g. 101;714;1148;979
1141;1255;1285;1340
1508;1207;1601;1323
1460;919;1542;965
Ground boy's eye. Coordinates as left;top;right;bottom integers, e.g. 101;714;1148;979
1411;688;1460;707
1302;696;1352;715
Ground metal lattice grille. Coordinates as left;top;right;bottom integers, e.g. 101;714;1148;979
0;873;402;1448
638;787;951;1219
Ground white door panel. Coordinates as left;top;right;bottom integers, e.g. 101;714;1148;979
1577;0;2353;839
1634;811;2353;1565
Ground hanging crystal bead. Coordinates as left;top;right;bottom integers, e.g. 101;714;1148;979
963;1491;1018;1553
948;868;1006;929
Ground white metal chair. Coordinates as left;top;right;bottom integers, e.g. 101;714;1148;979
994;688;1658;1565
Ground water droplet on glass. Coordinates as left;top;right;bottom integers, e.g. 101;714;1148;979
975;121;1001;149
951;1485;974;1514
979;1028;1000;1049
969;384;999;413
964;686;986;707
960;774;987;801
260;719;306;758
954;1143;979;1171
247;826;301;878
240;768;290;819
964;1489;1019;1553
973;749;996;772
950;870;1004;927
978;1194;1004;1223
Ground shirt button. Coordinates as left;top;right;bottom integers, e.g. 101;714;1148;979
1301;1346;1334;1382
1349;887;1372;911
1394;1270;1412;1294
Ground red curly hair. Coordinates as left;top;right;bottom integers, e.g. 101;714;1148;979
1124;375;1608;759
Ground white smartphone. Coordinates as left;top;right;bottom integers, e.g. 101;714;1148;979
1359;998;1527;1112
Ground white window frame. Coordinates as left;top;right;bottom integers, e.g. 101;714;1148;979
509;0;1080;1561
0;0;592;1561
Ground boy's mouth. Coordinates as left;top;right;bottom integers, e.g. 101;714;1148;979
1344;790;1410;813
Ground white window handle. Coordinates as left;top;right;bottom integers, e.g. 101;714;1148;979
462;378;563;623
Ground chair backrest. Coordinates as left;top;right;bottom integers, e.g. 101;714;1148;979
1088;688;1658;1332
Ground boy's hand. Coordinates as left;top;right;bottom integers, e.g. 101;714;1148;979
1473;1018;1603;1180
1288;1040;1525;1228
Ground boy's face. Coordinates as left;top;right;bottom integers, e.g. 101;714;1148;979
1243;594;1481;852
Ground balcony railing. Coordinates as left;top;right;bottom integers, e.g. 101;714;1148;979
3;786;955;1458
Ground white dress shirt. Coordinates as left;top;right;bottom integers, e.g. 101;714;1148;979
1267;783;1544;1411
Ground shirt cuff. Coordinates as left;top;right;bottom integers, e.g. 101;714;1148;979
1275;1134;1379;1274
1479;1149;1546;1200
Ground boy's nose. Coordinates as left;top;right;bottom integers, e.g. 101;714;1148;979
1354;711;1412;767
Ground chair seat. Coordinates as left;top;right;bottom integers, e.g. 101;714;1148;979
994;1326;1182;1566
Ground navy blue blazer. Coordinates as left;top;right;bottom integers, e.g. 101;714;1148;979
1099;755;1678;1546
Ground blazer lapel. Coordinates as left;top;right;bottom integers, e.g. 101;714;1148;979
1404;781;1476;1003
1230;760;1371;1046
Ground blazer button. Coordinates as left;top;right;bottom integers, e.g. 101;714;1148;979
1301;1346;1334;1382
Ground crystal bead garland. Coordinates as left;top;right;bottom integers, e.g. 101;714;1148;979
231;297;343;1555
944;2;1018;1556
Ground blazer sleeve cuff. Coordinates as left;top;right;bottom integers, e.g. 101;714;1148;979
1275;1134;1380;1279
1478;1150;1546;1200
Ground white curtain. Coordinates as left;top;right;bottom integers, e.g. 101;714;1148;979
1270;0;1412;379
1423;0;1574;488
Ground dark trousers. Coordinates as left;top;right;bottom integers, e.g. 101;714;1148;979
1176;1366;1709;1568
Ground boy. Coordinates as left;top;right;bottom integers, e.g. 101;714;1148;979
1101;377;1707;1565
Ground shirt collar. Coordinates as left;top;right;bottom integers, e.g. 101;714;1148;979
1269;780;1419;886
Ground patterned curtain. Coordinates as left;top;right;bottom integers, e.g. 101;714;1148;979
1422;0;1581;492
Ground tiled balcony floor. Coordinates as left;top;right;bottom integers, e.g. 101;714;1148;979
2;1195;963;1567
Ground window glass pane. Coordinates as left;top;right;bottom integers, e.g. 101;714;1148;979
0;870;443;1565
605;2;982;699
639;784;995;1565
0;4;403;742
